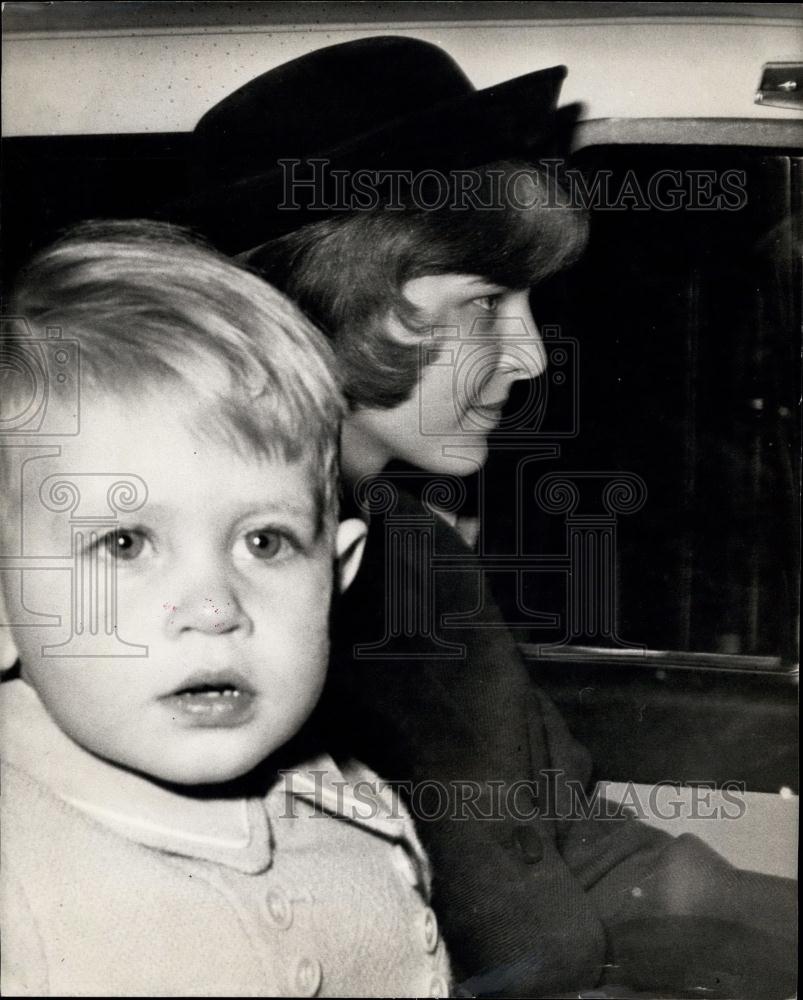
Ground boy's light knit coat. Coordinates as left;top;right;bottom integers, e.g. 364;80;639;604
0;679;451;997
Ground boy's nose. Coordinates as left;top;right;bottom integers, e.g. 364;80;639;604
163;582;251;638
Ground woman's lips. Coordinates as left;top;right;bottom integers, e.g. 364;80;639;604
161;670;256;727
469;399;508;425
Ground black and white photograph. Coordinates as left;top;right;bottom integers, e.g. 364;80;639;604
1;2;800;997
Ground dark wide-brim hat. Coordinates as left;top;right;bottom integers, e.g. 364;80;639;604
185;36;572;253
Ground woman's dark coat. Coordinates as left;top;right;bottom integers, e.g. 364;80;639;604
326;488;796;999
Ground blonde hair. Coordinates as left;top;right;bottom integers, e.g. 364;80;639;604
5;220;344;532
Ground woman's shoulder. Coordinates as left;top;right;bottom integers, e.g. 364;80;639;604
360;481;477;553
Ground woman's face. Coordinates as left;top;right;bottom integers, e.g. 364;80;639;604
342;273;547;479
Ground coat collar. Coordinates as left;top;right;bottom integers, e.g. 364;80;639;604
1;678;412;876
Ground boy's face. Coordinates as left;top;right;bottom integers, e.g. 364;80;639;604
4;390;362;785
343;273;547;478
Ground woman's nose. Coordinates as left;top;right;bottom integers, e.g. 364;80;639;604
501;293;547;381
163;573;252;638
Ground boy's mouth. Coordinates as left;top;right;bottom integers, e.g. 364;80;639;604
162;670;256;727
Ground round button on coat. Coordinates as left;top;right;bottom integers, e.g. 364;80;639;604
428;973;449;998
292;956;322;997
421;907;439;953
263;887;293;930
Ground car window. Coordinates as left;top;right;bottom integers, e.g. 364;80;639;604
484;141;800;670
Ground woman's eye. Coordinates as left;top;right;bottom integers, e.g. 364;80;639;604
474;294;503;313
242;529;295;561
104;530;147;562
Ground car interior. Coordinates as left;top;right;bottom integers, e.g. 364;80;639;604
2;0;799;882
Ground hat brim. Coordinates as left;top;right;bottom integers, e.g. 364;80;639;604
173;64;571;252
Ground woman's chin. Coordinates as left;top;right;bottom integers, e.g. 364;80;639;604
417;442;489;477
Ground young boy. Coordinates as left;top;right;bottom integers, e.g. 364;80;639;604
0;220;451;997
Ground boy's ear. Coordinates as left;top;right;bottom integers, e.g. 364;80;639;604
334;517;368;593
0;586;21;670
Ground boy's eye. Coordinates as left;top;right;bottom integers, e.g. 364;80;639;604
241;529;295;561
104;529;146;562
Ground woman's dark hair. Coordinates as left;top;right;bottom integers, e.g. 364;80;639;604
246;161;588;410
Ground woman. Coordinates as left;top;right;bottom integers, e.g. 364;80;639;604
187;36;797;999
